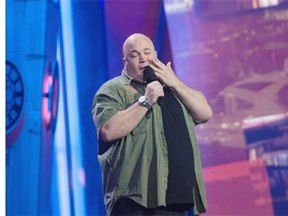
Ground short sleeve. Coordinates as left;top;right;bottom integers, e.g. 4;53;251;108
91;81;125;138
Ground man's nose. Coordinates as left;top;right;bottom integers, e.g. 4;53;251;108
139;53;148;63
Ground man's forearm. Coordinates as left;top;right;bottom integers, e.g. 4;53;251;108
99;102;149;142
172;82;213;123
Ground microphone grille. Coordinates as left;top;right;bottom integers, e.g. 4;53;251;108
143;66;157;83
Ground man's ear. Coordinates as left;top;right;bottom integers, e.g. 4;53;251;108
122;57;126;66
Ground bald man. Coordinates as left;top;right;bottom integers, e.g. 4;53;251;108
92;33;212;216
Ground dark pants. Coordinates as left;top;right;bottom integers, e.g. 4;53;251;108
111;198;189;216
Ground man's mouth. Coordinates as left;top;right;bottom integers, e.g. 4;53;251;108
140;65;150;70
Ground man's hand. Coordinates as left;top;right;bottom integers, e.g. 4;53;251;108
148;57;213;123
145;80;164;105
148;58;181;89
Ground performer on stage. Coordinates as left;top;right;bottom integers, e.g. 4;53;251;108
92;33;212;216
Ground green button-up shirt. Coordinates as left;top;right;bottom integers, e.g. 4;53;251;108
92;71;207;215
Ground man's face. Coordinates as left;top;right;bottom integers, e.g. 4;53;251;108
122;35;156;82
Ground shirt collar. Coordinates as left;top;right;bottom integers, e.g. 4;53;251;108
121;69;133;84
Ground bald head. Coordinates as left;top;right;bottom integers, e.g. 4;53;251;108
122;33;155;58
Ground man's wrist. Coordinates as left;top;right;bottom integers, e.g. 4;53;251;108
138;96;152;110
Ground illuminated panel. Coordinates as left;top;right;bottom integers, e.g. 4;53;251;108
42;62;59;130
59;1;86;215
256;0;279;8
53;37;71;216
243;113;288;129
242;113;288;165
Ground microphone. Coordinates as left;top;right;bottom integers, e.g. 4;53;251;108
143;66;158;84
143;66;164;105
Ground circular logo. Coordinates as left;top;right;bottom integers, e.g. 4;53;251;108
6;61;25;132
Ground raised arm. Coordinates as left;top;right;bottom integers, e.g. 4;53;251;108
150;58;212;123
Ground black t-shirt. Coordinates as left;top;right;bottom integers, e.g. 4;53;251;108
160;88;195;211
